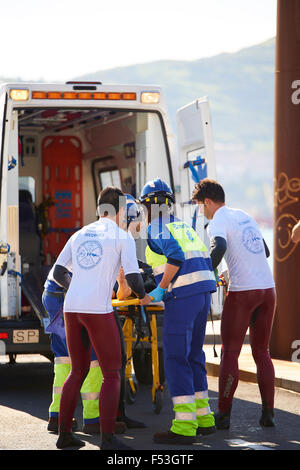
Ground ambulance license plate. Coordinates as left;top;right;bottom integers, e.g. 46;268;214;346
13;329;39;343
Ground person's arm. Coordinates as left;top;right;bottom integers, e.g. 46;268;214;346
52;238;73;290
120;233;147;301
292;220;300;243
139;263;180;306
159;263;180;289
140;225;184;305
263;238;270;258
209;236;227;270
125;272;146;298
53;265;72;291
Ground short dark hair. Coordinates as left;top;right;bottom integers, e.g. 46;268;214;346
192;178;225;203
97;186;126;217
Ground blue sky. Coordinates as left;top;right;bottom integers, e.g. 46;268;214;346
0;0;277;82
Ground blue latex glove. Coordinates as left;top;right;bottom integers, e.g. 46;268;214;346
149;285;166;302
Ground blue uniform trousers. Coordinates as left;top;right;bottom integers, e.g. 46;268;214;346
163;291;211;397
163;291;215;435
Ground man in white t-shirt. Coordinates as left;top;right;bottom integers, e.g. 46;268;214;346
52;187;148;450
192;178;276;430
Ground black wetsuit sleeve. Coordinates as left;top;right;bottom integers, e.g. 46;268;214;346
210;236;227;270
113;281;118;294
53;264;72;291
125;272;146;298
263;238;270;258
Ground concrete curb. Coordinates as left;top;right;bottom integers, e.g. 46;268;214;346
204;346;300;394
206;361;300;394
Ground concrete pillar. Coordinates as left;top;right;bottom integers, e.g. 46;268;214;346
271;0;300;360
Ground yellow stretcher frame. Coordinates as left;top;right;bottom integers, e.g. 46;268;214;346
112;297;164;414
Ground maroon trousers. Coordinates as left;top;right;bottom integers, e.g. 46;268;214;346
218;288;276;414
59;311;121;433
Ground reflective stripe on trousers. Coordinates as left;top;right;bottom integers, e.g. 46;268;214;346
195;390;215;428
49;358;103;422
171;395;198;437
49;358;71;415
80;360;103;422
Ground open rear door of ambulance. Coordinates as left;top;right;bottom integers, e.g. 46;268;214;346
0;91;21;319
176;97;224;318
176;97;216;235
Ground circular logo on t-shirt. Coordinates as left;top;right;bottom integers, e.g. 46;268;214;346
76;240;103;269
242;226;264;254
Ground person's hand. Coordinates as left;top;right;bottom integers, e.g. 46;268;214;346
148;285;166;302
139;294;152;306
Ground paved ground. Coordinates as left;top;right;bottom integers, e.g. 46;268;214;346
0;354;299;455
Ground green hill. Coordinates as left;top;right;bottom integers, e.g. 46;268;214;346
76;38;275;151
1;38;276;221
75;38;276;221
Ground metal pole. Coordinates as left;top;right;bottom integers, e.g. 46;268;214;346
271;0;300;360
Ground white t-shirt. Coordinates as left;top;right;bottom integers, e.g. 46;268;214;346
55;218;140;314
207;206;275;292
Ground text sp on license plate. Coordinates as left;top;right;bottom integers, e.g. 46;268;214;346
13;329;39;344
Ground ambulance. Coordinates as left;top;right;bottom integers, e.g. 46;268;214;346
0;81;223;364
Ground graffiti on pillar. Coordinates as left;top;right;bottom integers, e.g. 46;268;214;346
274;172;300;262
291;80;300;105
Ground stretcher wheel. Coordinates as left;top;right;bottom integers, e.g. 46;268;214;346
125;377;138;404
152;389;163;414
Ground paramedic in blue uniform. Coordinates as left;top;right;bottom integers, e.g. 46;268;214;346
139;179;217;445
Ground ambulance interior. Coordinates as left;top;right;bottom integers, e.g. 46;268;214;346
16;106;171;319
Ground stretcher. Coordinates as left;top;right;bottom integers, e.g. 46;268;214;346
111;297;164;414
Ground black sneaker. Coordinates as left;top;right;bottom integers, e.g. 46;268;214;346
196;425;216;436
56;432;85;449
82;421;126;434
122;415;147;429
153;430;196;445
101;433;133;450
259;408;275;427
214;412;230;430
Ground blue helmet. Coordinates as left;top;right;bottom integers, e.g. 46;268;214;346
125;194;140;226
139;179;175;205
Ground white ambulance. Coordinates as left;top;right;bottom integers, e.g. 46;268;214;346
0;81;222;363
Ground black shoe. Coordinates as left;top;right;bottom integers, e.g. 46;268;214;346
196;425;216;436
48;417;78;434
122;415;147;429
82;421;126;435
100;433;133;450
259;408;275;427
214;412;230;430
153;430;196;445
56;432;85;449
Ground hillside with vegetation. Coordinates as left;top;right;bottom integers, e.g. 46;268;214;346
76;38;276;223
1;38;276;223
